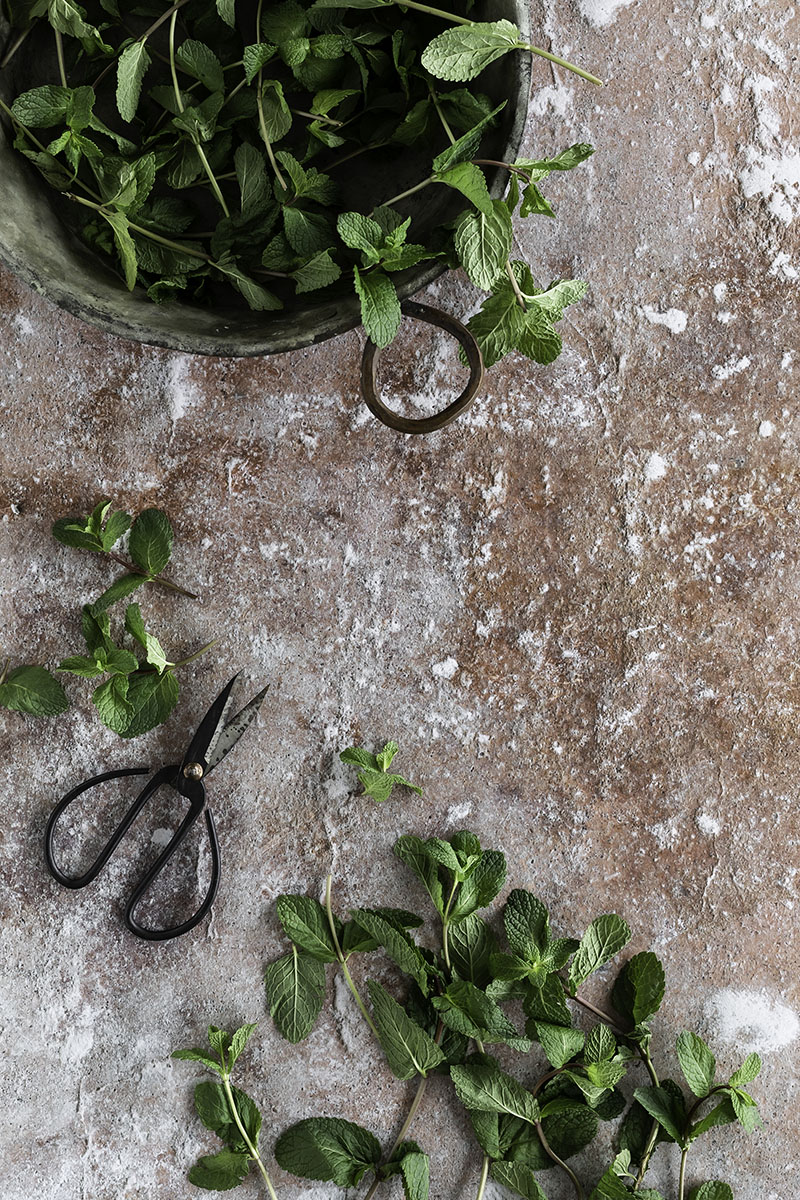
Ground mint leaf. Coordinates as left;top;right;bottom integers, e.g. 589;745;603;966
612;951;666;1026
531;1021;584;1069
91;573;146;614
0;665;69;716
729;1052;761;1088
274;1117;382;1187
349;908;430;994
276;895;338;962
398;1150;429;1200
454;200;513;289
689;1186;734;1200
265;945;326;1043
353;266;401;348
128;508;173;575
116;41;151;122
171;1048;224;1076
568;914;631;993
394;835;444;916
448;914;495;988
92;668;178;737
421;22;521;83
450;1064;539;1124
367;980;445;1079
676;1031;716;1098
491;1160;548;1200
228;1023;258;1070
194;1080;261;1149
632;1085;685;1146
188;1148;250;1190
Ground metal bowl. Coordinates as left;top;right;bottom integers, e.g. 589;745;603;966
0;2;530;357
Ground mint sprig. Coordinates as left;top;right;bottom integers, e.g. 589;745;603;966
340;739;423;803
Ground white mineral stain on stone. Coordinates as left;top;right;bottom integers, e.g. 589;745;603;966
712;355;751;381
578;0;636;27
769;252;798;280
758;420;776;438
432;656;459;680
697;812;721;835
166;354;201;425
528;80;573;118
705;989;799;1052
644;452;668;481
12;313;34;337
641;305;688;334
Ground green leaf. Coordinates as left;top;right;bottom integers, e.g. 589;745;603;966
276;895;338;962
0;665;69;716
228;1023;257;1069
689;1184;734;1200
11;85;70;128
394;835;444;916
398;1151;429;1200
175;39;225;93
48;0;112;53
274;1117;382;1187
448;914;495;987
216;0;236;25
128;508;173;575
434;981;530;1051
188;1148;250;1191
368;981;445;1079
234;143;270;218
729;1052;761;1087
542;1099;599;1159
450;1064;539;1124
676;1032;716;1098
433;103;506;173
171;1047;224;1075
449;849;507;923
612;952;666;1026
729;1088;762;1132
585;1024;616;1064
101;508;131;550
436;162;494;215
421;21;521;83
632;1085;685;1146
194;1080;261;1149
531;1021;584;1069
292;249;340;293
265;945;326;1043
93;668;178;737
454;200;512;291
91;573;146;614
353;266;401;348
503;889;549;960
568;915;631;993
688;1098;736;1142
116;41;151;122
98;209;138;290
124;603;167;671
490;1161;548;1200
349;908;430;994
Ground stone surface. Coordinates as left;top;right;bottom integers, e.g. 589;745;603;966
1;2;799;1199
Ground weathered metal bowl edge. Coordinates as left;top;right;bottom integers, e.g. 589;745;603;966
0;2;531;358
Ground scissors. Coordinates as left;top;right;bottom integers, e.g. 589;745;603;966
44;675;267;942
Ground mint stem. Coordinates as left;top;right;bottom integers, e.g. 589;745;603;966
92;0;191;89
168;1;230;217
678;1145;688;1200
535;1121;584;1200
324;874;380;1041
475;1155;490;1200
106;550;199;599
54;29;67;88
0;27;30;70
255;0;288;190
221;1074;279;1200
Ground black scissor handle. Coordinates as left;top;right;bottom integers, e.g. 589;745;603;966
45;766;152;888
360;300;485;435
45;764;220;942
125;805;220;942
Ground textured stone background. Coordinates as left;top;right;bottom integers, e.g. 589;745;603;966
1;0;799;1198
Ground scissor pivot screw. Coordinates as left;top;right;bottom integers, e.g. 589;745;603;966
183;762;204;780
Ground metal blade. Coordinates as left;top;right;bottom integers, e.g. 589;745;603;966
179;674;239;775
205;684;269;775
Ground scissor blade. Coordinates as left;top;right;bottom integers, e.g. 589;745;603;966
180;674;239;774
205;684;269;775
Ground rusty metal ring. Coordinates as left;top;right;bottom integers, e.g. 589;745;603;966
360;299;485;435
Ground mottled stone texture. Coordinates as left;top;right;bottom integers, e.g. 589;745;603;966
1;1;799;1198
